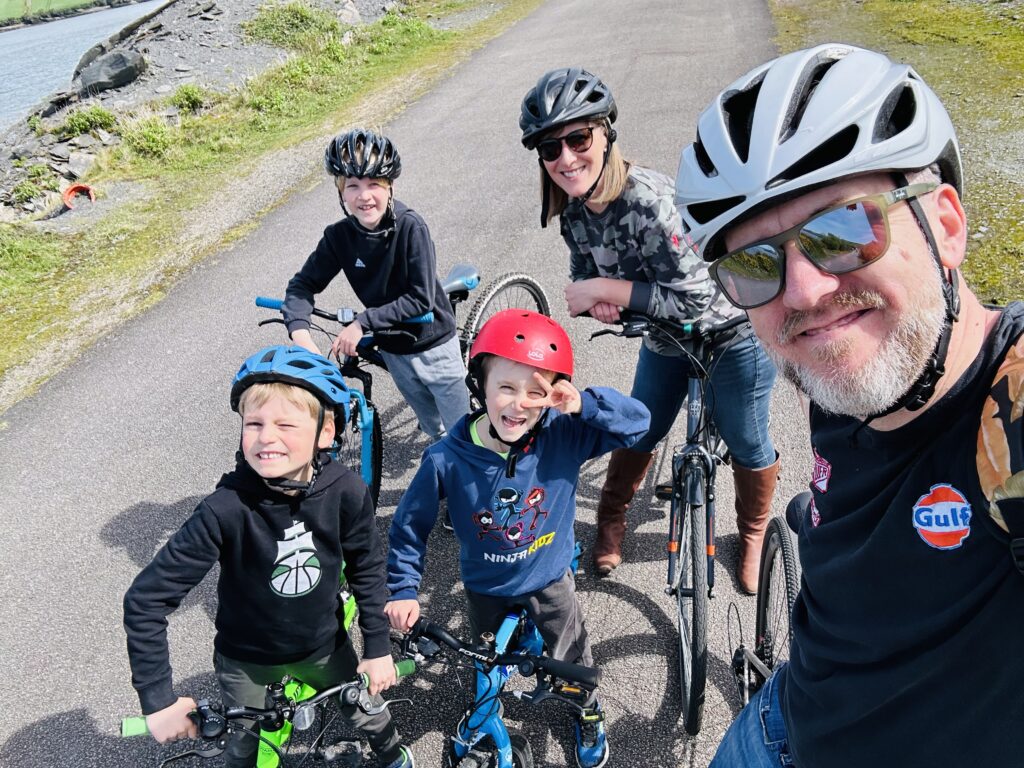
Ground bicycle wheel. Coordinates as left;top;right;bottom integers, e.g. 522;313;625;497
675;497;708;735
444;733;533;768
335;396;383;506
755;516;801;674
460;273;550;363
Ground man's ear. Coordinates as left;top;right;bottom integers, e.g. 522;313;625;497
931;183;968;270
318;413;337;449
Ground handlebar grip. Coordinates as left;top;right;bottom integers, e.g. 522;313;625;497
414;619;464;651
255;296;284;311
394;658;416;679
120;716;149;737
534;657;602;689
404;312;434;324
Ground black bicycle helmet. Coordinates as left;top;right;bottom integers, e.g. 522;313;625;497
324;129;402;180
520;67;618;149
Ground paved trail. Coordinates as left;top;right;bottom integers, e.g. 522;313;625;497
0;1;810;765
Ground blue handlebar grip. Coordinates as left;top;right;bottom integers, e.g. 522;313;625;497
121;717;149;737
683;323;694;334
395;659;416;679
255;296;284;311
405;312;434;324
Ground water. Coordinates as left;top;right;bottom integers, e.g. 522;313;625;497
0;0;164;133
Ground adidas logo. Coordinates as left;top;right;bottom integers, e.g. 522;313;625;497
354;258;365;268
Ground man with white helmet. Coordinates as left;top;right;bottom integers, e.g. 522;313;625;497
676;43;1024;766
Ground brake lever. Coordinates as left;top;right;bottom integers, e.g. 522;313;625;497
358;690;412;716
589;328;622;340
257;318;286;328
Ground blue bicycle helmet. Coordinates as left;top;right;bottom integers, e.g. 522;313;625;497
231;345;349;420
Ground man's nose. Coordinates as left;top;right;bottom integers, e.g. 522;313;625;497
780;240;841;311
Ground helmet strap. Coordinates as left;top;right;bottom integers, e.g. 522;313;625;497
577;122;615;207
858;177;960;425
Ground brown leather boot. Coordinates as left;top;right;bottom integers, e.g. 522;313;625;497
592;448;656;576
734;454;781;594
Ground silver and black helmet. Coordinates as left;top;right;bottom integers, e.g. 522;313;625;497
520;67;617;150
325;128;402;180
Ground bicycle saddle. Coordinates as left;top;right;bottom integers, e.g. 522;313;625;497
442;264;481;294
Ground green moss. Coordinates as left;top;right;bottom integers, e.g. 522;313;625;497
60;105;117;137
770;0;1024;304
169;84;205;113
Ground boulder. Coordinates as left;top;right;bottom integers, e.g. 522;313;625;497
67;152;96;179
79;51;148;95
338;0;361;25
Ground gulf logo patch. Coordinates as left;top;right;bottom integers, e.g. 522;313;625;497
912;484;972;550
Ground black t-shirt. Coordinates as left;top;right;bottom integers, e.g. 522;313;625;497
783;303;1024;767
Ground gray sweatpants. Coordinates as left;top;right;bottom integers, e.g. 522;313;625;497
464;570;594;668
380;335;469;441
213;638;401;768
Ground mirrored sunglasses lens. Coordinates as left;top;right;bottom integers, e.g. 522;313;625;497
718;246;783;307
801;200;888;273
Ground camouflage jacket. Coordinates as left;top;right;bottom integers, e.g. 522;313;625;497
562;165;742;356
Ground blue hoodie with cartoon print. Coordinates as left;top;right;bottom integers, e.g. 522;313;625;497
387;388;650;599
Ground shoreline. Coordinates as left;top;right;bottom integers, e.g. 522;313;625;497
0;0;146;32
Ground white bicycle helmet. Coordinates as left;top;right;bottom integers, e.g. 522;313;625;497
675;43;962;261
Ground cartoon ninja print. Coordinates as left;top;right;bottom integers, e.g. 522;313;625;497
472;486;548;549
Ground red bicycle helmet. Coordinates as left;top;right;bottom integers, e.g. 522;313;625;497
469;309;573;377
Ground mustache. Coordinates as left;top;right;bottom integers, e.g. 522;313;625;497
778;290;887;344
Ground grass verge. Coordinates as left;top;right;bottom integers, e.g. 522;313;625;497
770;0;1024;304
0;0;542;411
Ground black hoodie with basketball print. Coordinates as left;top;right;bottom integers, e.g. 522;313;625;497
123;457;388;716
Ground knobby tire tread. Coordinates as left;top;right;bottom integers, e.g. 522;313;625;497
678;498;708;736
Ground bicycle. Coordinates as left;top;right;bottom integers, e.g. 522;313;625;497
588;310;748;735
255;265;550;505
729;491;803;707
399;607;601;768
121;661;416;767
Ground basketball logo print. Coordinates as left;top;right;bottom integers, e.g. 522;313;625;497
270;521;323;597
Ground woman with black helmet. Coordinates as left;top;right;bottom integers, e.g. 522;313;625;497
519;68;780;593
283;128;470;443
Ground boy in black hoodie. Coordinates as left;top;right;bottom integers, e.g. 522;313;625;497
284;128;469;442
123;346;415;768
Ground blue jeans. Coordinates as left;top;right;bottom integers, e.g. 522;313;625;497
709;665;796;767
381;334;470;441
630;335;777;469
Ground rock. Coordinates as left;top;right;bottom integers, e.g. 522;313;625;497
96;129;113;144
70;134;99;149
40;133;58;147
50;143;72;162
338;0;361;25
174;65;193;72
67;152;96;179
41;90;79;118
79;51;148;95
155;85;174;94
11;140;41;160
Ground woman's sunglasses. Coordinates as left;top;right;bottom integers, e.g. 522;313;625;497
536;127;595;163
709;182;938;309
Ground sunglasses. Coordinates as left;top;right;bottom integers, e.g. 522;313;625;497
709;182;938;309
536;127;595;162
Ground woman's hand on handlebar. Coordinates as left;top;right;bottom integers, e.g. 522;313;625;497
357;654;397;697
588;301;622;324
145;697;198;744
331;319;364;359
385;598;420;633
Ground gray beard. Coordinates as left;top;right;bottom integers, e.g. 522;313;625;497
768;283;947;419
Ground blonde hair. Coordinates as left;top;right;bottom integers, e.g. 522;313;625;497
541;123;629;226
237;382;335;427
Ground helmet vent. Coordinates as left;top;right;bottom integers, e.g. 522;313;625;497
514;334;525;343
693;132;717;177
549;343;558;352
873;84;916;143
287;359;316;370
721;74;764;164
686;195;746;226
779;56;840;144
767;125;859;189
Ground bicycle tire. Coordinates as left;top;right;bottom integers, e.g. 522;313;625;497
676;497;708;735
444;733;533;768
335;397;383;506
460;273;551;364
754;516;801;674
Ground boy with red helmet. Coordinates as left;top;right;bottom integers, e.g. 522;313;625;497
384;310;649;767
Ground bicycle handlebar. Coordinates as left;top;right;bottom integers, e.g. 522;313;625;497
120;660;416;739
255;297;433;325
584;308;748;342
409;618;601;690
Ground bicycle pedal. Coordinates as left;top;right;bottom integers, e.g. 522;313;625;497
655;483;674;501
321;739;362;765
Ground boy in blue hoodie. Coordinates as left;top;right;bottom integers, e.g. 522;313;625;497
384;310;650;768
